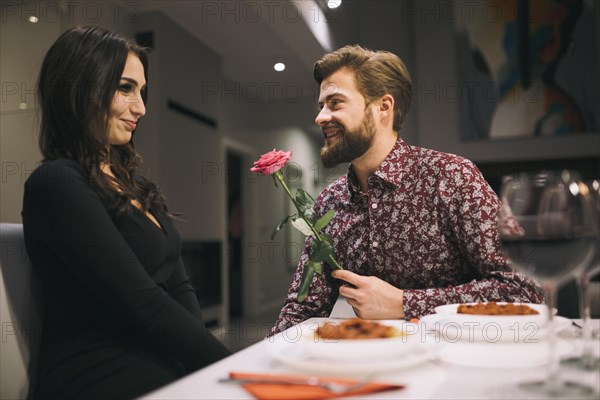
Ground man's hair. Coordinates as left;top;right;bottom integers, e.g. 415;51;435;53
314;45;413;131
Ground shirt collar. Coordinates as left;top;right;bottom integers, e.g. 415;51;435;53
346;137;415;196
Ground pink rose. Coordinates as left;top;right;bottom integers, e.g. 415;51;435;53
250;149;292;175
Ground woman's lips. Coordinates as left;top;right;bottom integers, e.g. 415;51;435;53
122;120;137;130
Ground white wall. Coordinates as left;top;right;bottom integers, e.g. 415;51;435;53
138;11;225;241
0;5;57;222
356;0;419;146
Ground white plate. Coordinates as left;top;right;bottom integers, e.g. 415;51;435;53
434;303;548;331
417;314;575;368
266;336;435;376
420;313;571;343
298;320;424;361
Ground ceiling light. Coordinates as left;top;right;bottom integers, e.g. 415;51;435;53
274;62;286;72
28;16;39;23
327;0;342;9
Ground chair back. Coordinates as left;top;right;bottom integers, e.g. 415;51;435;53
1;223;42;400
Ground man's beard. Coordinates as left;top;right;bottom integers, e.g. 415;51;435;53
320;107;376;168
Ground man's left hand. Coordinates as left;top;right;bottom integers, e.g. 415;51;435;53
331;270;404;319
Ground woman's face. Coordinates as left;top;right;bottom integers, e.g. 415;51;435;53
107;52;146;145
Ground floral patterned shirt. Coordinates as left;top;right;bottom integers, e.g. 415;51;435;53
270;138;543;335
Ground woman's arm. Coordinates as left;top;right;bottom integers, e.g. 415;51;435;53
23;160;230;371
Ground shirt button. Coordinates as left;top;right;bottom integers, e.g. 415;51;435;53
373;241;379;248
372;203;378;209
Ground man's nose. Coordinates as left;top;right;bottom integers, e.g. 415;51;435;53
315;107;331;126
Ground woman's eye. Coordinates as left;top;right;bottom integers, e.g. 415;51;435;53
119;83;134;94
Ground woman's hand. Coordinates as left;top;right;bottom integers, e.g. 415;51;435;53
331;270;405;319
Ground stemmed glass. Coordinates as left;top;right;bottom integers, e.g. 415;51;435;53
564;179;600;370
498;170;597;396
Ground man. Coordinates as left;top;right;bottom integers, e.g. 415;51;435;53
270;45;543;335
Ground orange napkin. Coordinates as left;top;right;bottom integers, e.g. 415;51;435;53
228;371;405;400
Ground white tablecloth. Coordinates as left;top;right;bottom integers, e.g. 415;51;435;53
142;312;599;400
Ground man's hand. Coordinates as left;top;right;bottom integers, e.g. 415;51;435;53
331;270;405;319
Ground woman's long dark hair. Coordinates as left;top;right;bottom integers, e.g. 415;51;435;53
37;26;171;221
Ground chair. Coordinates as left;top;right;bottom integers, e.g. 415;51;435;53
1;223;42;400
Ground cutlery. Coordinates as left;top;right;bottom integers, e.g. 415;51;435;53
219;375;374;394
569;321;600;340
572;321;583;329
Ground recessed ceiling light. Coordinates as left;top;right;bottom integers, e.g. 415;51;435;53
28;16;39;23
274;62;286;72
327;0;342;9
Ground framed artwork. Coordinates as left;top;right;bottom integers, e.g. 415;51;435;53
454;0;598;141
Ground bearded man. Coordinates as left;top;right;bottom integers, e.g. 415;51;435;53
270;45;543;335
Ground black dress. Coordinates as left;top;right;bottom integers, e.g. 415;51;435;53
22;159;230;399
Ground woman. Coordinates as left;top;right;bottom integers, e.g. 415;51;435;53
22;26;230;399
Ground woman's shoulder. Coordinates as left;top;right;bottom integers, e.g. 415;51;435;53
26;158;87;190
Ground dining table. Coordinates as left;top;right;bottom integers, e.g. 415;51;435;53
142;300;600;399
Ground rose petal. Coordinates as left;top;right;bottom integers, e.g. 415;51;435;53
250;149;292;175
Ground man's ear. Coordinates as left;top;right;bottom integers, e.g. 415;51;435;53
377;94;395;124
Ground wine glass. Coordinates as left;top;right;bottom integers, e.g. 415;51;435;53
563;179;600;370
498;170;597;396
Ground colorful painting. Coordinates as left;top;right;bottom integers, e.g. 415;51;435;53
456;0;598;140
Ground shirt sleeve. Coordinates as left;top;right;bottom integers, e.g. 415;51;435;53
402;160;544;319
23;161;230;370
